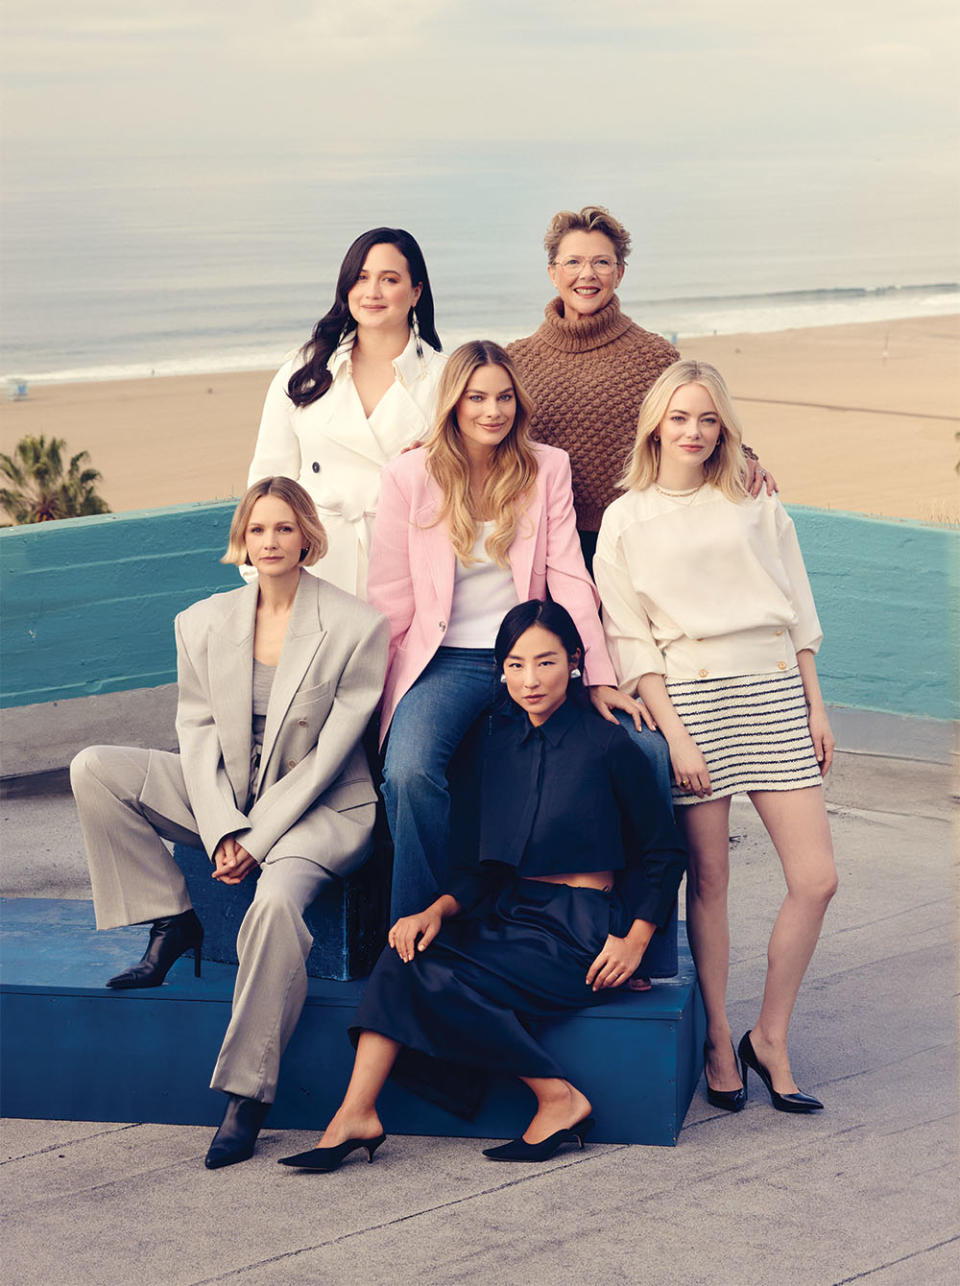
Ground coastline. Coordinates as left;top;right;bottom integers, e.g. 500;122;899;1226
1;315;957;525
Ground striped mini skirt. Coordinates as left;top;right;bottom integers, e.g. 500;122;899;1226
666;668;824;804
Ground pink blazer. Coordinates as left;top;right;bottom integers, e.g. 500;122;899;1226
367;442;617;741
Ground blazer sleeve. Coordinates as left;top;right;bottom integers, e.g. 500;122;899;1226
241;610;390;862
606;733;687;927
541;451;617;687
593;518;666;691
366;462;417;662
174;615;252;857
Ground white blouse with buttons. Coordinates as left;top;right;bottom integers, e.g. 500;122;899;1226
594;485;823;691
246;331;446;598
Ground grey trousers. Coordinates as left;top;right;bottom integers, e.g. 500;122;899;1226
70;744;336;1102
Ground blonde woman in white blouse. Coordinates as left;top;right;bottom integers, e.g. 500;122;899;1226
246;228;445;598
595;360;837;1117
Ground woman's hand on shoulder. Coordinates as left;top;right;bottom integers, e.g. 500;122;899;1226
807;704;835;776
669;733;711;796
743;453;778;497
589;684;657;731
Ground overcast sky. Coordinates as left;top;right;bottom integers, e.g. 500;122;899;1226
3;0;957;162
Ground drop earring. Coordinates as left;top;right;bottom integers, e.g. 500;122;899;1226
411;307;424;359
570;667;581;679
499;674;507;684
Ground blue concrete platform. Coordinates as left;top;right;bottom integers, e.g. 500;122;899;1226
0;898;704;1145
172;839;391;981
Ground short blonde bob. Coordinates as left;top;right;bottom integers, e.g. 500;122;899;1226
620;360;748;500
543;205;631;265
425;341;539;567
222;476;328;566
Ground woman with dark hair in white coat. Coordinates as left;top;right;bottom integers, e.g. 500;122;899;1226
246;228;445;598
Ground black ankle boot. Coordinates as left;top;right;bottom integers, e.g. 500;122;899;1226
106;909;203;989
205;1095;271;1169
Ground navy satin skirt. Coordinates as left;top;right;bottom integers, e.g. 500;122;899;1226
349;877;632;1118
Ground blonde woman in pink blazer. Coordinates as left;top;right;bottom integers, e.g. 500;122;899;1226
367;340;643;919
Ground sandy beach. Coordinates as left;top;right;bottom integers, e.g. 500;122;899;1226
2;316;958;524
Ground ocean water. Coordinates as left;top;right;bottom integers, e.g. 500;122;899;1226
2;142;957;384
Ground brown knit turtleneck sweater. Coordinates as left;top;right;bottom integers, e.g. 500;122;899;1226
507;296;678;532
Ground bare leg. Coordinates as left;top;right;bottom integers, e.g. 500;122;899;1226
518;1077;593;1143
315;1031;400;1147
682;797;742;1091
746;786;838;1094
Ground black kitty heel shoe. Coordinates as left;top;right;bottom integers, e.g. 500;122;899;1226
482;1116;595;1162
106;909;203;988
704;1041;746;1112
738;1031;823;1113
278;1134;387;1172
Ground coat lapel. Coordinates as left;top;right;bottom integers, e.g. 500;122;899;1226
208;584;258;806
322;375;398;467
321;339;424;467
257;575;326;787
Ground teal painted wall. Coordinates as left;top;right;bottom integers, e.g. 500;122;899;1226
790;509;956;721
1;502;956;720
1;503;238;707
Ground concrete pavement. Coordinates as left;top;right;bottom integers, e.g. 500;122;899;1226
1;746;957;1286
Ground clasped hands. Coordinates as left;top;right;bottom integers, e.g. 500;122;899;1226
212;833;257;884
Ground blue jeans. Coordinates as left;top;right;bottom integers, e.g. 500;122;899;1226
382;648;501;921
613;710;674;809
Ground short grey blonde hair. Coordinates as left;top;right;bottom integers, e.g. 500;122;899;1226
620;360;748;500
543;205;631;265
222;476;328;566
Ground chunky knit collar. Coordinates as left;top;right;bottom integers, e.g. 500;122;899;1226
535;295;635;354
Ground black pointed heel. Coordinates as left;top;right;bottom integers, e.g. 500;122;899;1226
704;1040;746;1112
738;1031;823;1113
278;1134;387;1172
205;1094;271;1169
106;909;204;989
482;1116;595;1162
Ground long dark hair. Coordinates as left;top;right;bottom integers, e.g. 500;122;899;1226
494;600;588;711
287;227;441;408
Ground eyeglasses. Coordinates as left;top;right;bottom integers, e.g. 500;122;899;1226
552;256;619;277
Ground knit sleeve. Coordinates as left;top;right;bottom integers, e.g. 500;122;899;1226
594;512;666;691
775;500;823;655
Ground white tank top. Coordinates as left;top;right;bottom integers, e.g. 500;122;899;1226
443;521;520;648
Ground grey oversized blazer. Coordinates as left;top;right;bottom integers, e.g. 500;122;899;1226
138;571;389;873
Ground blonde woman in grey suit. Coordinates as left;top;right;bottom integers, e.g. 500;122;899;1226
70;477;389;1170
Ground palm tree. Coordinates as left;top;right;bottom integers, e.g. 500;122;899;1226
0;434;110;524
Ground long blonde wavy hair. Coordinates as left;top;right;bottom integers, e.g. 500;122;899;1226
620;359;748;500
425;341;539;566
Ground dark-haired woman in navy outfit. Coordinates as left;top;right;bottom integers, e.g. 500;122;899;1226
278;600;686;1171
